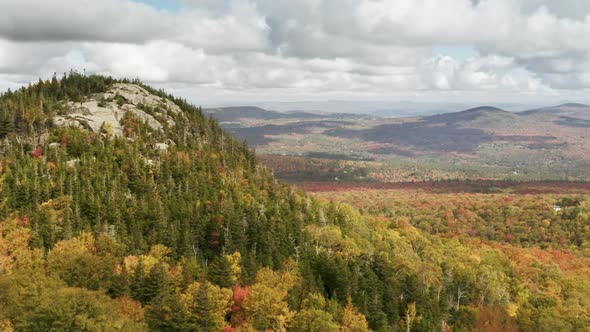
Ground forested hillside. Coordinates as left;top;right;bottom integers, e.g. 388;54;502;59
0;74;588;331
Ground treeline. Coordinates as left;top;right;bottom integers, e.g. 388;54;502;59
0;74;588;331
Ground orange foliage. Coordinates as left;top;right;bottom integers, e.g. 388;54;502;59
476;306;518;332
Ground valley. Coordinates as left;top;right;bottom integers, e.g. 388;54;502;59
206;103;590;183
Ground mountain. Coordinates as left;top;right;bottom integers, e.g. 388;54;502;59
421;106;515;124
211;103;590;181
204;106;303;122
323;106;524;155
204;106;363;124
1;74;589;331
520;103;590;119
0;74;343;330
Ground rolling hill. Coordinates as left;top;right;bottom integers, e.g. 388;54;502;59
520;103;590;119
207;104;590;182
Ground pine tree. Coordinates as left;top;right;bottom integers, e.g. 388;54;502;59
209;255;234;288
193;282;223;331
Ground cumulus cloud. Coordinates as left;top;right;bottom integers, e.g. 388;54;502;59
0;0;589;104
0;0;171;43
420;55;548;92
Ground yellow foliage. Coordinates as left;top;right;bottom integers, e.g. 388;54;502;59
226;252;242;285
0;319;13;332
235;322;257;332
254;267;296;293
180;281;232;326
506;303;519;318
124;244;173;274
46;162;58;172
0;217;32;272
50;232;96;256
243;268;296;331
116;296;145;323
149;244;172;261
123;255;139;273
340;297;370;332
305;224;362;259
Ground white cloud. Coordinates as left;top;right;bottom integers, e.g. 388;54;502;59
420;55;548;92
176;2;270;53
0;0;589;104
0;0;170;42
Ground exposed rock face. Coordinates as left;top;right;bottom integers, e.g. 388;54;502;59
54;83;181;136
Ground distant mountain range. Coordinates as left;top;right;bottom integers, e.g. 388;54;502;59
207;100;556;117
206;103;590;181
520;103;590;119
206;103;590;121
203;106;365;123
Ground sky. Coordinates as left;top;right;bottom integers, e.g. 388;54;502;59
1;0;590;110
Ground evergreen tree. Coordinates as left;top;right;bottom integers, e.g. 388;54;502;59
209;255;234;288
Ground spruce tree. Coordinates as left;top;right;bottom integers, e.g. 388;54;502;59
193;282;222;331
208;255;234;288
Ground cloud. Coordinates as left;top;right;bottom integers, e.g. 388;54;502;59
520;0;590;20
0;0;171;43
420;55;548;92
176;2;270;53
0;0;589;104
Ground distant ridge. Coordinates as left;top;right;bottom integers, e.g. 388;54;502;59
204;106;365;122
460;106;509;113
203;106;292;122
557;103;590;108
520;103;590;115
425;106;511;123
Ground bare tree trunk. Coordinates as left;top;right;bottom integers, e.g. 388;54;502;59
456;287;465;311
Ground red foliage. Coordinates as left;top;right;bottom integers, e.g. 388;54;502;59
229;286;251;326
223;327;236;332
297;180;590;194
32;146;43;158
168;265;182;279
232;286;251;312
61;134;68;147
19;215;30;227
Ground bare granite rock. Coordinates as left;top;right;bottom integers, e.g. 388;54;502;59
53;83;181;136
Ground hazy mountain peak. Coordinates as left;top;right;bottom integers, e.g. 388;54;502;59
460;106;509;114
557;103;590;108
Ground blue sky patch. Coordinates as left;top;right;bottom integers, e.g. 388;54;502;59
433;45;479;61
134;0;182;12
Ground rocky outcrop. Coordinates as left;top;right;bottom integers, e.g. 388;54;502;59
54;83;181;136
